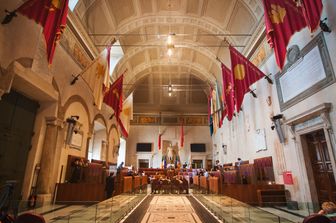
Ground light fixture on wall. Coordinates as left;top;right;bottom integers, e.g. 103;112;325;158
271;114;285;144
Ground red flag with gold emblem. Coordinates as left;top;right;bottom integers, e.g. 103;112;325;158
180;122;184;148
17;0;69;65
301;0;323;32
221;63;235;121
158;133;162;150
262;0;307;70
104;75;124;120
229;46;265;112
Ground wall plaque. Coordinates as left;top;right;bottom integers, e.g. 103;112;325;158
70;131;83;149
275;32;335;111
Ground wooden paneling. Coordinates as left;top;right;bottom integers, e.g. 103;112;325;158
123;176;133;193
200;176;208;193
257;189;287;206
209;177;219;194
134;176;141;192
193;176;200;189
56;183;105;204
222;184;285;205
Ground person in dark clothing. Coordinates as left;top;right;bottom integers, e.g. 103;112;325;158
0;207;14;223
70;159;82;183
105;172;115;198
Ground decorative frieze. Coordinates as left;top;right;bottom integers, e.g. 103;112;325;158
131;114;208;126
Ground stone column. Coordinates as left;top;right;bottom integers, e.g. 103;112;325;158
105;140;109;162
36;117;64;195
0;65;15;100
101;140;107;161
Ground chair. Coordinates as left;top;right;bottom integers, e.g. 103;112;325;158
161;179;171;194
151;179;161;194
16;213;46;223
303;214;331;223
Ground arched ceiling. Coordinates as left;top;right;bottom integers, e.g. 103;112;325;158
73;0;264;114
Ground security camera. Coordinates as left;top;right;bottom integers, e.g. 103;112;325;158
271;125;275;130
271;114;283;121
320;18;331;33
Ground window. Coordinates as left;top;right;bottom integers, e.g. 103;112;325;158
190;143;206;152
68;0;79;11
136;143;152;152
109;41;124;77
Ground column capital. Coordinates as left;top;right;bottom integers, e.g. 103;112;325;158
45;117;64;128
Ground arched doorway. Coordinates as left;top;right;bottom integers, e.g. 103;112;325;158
88;119;108;161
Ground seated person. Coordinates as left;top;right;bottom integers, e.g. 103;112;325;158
318;202;336;222
204;169;209;178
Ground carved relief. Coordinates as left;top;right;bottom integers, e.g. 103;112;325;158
186;117;203;125
132;114;208;126
250;39;272;67
60;28;91;69
138;116;157;124
73;44;91;68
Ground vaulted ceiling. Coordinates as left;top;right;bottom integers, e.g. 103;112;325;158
73;0;265;114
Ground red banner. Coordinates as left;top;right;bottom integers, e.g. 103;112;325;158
18;0;69;65
301;0;323;32
158;134;161;150
180;122;184;148
104;75;124;120
262;0;306;70
221;63;235;121
229;46;264;112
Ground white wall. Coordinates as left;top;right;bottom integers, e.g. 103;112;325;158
212;2;336;206
126;125;213;169
91;129;106;160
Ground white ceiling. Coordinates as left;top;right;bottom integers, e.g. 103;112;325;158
73;0;265;114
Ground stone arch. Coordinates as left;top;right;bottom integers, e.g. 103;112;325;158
60;95;91;126
92;113;109;138
125;69;211;97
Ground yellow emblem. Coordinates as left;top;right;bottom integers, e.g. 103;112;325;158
226;83;232;95
234;64;245;80
112;89;119;98
51;0;61;9
96;63;106;78
269;4;286;24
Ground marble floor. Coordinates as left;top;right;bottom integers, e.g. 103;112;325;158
193;194;304;223
18;191;306;223
139;195;203;223
20;194;146;223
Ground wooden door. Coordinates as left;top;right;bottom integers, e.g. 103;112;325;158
306;130;336;204
0;91;38;199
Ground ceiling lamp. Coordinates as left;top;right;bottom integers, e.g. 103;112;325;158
166;34;175;57
168;84;173;96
